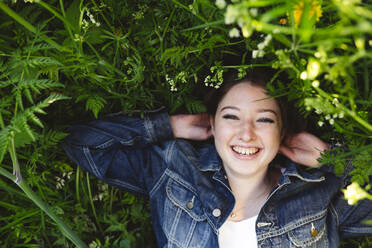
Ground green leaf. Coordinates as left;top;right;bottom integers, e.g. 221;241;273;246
13;126;37;149
0;126;10;164
85;96;107;118
65;0;81;32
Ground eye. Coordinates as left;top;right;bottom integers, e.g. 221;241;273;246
222;114;239;120
258;118;274;123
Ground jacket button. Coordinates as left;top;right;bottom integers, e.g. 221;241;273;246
311;223;318;237
212;208;221;217
186;201;194;210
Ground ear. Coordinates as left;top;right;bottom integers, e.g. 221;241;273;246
209;115;215;136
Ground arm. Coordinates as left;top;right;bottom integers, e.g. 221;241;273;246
280;132;372;237
63;110;211;196
170;113;212;141
63;109;174;196
279;132;330;167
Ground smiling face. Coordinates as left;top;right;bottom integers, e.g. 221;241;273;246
210;82;283;179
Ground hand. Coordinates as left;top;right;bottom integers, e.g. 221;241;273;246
279;132;330;167
170;113;212;140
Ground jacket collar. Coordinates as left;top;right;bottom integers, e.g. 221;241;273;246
281;160;326;183
198;144;222;172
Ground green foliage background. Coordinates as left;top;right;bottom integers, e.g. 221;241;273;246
0;0;371;247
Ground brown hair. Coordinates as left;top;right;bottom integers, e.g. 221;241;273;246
204;68;306;139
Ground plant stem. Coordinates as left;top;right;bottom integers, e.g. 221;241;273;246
1;135;88;247
9;135;22;183
0;166;88;248
86;172;103;233
17;179;89;248
315;87;372;134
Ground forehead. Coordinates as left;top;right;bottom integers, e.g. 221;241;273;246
217;82;280;112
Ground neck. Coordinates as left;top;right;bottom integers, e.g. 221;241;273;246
226;168;278;221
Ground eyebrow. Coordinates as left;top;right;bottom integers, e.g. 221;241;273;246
257;109;278;117
220;106;278;117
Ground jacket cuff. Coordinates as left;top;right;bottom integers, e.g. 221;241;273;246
144;109;174;143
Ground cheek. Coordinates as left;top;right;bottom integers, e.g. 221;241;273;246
260;128;281;147
213;122;234;143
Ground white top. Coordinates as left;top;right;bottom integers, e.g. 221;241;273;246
218;215;258;248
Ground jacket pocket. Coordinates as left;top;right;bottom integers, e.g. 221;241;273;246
288;210;328;248
163;177;210;248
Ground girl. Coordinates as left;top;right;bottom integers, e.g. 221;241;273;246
63;70;372;247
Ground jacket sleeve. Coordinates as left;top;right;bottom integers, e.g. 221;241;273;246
62;109;174;197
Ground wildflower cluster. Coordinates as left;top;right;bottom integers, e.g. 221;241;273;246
93;182;109;201
222;1;257;38
272;49;294;70
165;71;188;92
300;58;322;81
252;34;272;59
204;66;224;89
55;171;73;190
132;4;149;20
304;96;345;127
82;8;101;30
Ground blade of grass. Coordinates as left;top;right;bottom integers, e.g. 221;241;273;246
0;3;68;52
86;172;103;233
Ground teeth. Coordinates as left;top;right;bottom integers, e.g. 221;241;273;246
232;146;259;155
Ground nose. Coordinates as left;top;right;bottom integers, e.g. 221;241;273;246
239;122;256;141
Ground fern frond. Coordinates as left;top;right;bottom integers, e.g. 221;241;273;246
0;60;9;80
185;99;206;114
10;114;35;141
23;43;55;54
36;93;69;109
14;126;38;149
26;57;62;68
41;129;68;147
85;96;107;118
0;79;13;88
14;78;64;94
24;109;43;128
0;97;12;110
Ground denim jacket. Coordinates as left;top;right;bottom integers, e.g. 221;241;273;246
63;109;372;248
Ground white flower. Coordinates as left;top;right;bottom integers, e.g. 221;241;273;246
215;0;226;9
229;28;240;38
343;182;369;205
312;80;320;87
318;121;324;127
325;114;331;120
339;111;345;118
225;5;239;24
204;75;211;82
257;42;265;50
264;34;272;45
307;59;321;79
329;118;334;125
249;8;258;17
300;71;308;80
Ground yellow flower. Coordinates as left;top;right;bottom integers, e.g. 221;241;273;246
343;182;369;205
293;0;322;27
